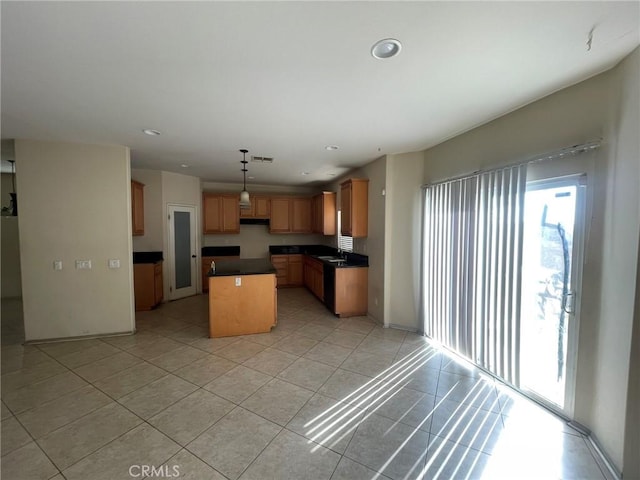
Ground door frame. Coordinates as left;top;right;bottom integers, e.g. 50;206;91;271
167;203;199;301
520;174;587;418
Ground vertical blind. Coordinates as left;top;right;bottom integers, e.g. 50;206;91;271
422;164;526;384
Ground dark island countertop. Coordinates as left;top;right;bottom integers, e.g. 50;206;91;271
208;258;276;277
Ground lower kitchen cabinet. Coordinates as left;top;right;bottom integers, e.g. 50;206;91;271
334;267;368;317
134;262;163;311
303;256;324;300
271;254;303;287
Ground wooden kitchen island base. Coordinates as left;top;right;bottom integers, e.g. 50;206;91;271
209;272;277;338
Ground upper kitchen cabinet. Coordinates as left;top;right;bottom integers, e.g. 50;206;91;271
203;193;240;234
131;180;145;236
340;178;369;238
269;197;312;234
240;195;270;219
292;197;312;233
312;192;336;235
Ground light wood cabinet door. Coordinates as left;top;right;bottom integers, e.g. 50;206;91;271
312;192;336;235
239;200;255;218
131;181;145;236
269;198;291;233
291;198;312;233
340;182;352;236
221;195;240;233
254;196;270;218
340;179;368;238
303;256;324;300
288;255;303;286
335;267;368;317
203;193;240;234
134;262;163;311
271;254;289;286
203;194;222;233
240;195;270;219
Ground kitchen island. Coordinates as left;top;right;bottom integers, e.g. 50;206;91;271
208;258;277;338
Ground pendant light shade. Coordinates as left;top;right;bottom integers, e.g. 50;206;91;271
239;149;251;209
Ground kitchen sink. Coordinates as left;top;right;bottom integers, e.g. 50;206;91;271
316;255;345;262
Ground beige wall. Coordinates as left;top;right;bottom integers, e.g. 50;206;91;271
131;169;163;252
204;226;325;259
624;233;640;479
1;217;22;297
421;47;639;473
384;152;425;331
322;156;387;323
15;139;134;341
161;171;202;297
592;46;639;473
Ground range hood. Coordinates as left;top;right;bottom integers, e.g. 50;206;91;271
240;218;270;226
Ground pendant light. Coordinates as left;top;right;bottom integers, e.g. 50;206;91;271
239;149;251;209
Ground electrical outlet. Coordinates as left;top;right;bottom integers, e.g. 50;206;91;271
75;260;92;269
235;277;242;287
53;260;63;271
108;259;120;269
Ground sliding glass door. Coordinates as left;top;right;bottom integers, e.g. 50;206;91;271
519;177;585;416
422;170;585;418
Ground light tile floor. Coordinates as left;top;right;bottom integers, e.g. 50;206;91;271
1;289;611;479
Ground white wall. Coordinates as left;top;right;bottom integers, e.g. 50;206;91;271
15;139;134;341
131;169;163;252
420;47;639;473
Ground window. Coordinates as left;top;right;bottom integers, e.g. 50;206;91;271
337;210;353;252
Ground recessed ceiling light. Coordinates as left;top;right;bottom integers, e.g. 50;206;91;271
248;176;255;180
142;129;161;136
301;172;310;176
325;145;339;151
371;38;402;59
327;173;337;177
180;164;189;168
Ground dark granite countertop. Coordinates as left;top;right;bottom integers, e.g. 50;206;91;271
133;251;163;264
208;258;276;277
202;246;241;257
269;245;368;268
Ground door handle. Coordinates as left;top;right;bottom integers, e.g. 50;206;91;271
563;291;575;314
191;255;197;258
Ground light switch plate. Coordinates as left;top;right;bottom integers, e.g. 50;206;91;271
53;260;63;271
235;277;241;287
108;259;120;269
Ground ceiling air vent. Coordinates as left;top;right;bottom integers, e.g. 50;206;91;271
251;155;274;163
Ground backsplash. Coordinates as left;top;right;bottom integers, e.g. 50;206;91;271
203;224;326;259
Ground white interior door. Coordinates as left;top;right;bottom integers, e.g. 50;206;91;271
168;205;197;300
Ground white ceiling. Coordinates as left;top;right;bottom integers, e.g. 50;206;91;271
1;2;638;185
